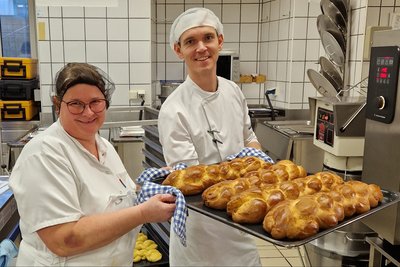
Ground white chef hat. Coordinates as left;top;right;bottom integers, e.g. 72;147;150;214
169;7;224;50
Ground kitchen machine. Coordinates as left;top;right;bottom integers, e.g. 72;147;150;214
360;29;400;265
309;96;366;179
306;95;374;267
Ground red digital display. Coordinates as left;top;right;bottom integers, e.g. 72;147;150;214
376;58;392;84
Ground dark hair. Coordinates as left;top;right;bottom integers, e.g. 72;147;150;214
53;63;114;108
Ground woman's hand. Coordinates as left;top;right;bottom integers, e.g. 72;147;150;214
139;194;176;223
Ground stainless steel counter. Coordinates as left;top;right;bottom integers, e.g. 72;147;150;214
255;119;324;174
1;121;40;173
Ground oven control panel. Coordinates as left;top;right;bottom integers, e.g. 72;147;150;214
366;46;400;123
316;107;335;147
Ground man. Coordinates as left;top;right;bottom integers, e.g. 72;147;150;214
158;7;266;266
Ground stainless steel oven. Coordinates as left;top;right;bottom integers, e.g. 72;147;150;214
361;29;400;246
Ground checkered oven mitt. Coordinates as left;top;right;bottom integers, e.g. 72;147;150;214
136;181;187;246
225;147;274;163
136;163;188;184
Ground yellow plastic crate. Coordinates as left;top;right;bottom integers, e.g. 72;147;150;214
0;57;38;79
0;100;38;121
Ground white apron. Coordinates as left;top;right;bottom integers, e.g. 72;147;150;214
169;210;261;266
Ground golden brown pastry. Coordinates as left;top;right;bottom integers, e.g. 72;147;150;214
202;176;261;210
202;160;306;208
292;171;344;195
243;160;307;184
263;192;344;240
162;156;271;195
227;181;301;224
226;172;343;224
226;187;268;224
332;180;383;215
262;180;383;240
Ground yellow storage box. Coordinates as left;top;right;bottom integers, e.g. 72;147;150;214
0;100;38;121
0;57;38;79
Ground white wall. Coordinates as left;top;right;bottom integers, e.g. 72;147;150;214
36;0;154;114
35;0;399;113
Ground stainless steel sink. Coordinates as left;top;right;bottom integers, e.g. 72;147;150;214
255;118;324;173
102;107;158;128
267;120;311;127
105;107;141;122
264;120;314;135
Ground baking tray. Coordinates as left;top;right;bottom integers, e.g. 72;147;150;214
184;189;400;248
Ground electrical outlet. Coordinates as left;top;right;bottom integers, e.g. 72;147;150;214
129;90;138;100
391;12;400;29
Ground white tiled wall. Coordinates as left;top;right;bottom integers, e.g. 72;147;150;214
35;0;155;113
35;0;399;112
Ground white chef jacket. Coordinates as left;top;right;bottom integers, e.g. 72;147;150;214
158;75;261;266
158;75;258;167
9;120;140;266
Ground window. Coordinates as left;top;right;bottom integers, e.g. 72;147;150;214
0;0;31;57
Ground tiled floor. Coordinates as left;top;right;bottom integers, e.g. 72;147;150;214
254;237;309;267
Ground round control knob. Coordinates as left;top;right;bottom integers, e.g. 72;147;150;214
376;96;386;110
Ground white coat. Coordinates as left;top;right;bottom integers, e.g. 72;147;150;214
9;120;140;266
158;76;261;266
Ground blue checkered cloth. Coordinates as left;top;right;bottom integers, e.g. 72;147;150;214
136;181;187;246
136;163;188;184
226;147;274;163
136;168;170;184
0;239;18;267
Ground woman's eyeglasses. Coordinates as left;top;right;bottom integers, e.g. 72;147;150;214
62;99;108;115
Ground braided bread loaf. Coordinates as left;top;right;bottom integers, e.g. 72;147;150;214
202;160;307;209
162;156;272;195
291;171;345;195
263;180;383;240
243;160;307;184
263;192;344;240
227;181;301;224
226;172;344;224
331;180;383;216
201;177;261;210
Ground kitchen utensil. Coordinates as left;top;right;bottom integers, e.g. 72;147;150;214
321;30;345;67
319;56;343;91
307;69;338;97
340;101;366;133
317;14;346;52
264;90;276;121
321;0;347;35
329;0;348;21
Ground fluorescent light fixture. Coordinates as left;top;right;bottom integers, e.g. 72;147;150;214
36;0;118;7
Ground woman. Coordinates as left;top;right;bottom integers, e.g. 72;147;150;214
9;63;176;266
